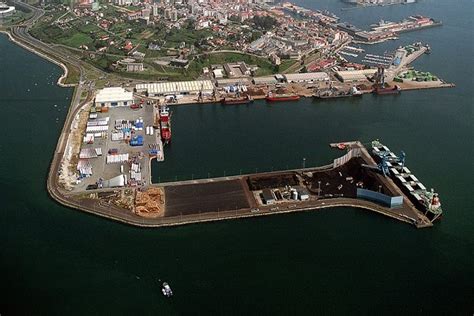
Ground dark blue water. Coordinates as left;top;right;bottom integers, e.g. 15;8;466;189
1;0;473;314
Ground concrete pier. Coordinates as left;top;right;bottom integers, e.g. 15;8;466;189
50;141;435;229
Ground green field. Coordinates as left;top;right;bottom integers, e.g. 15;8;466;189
187;52;279;78
59;32;94;48
0;11;33;26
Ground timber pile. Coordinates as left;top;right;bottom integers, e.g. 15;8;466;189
134;187;165;218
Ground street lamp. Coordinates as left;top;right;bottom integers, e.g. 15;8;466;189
318;181;321;198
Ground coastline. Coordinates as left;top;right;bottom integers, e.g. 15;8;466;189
0;28;445;229
0;30;74;88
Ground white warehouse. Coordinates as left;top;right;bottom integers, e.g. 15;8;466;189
95;87;134;107
284;72;330;83
135;80;214;97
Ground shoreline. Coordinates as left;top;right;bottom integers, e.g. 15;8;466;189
0;30;74;88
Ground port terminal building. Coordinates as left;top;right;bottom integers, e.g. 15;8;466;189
95;87;134;107
136;80;214;97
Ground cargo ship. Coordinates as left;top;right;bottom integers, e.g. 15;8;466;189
371;15;442;34
370;140;443;222
221;95;253;105
159;105;171;145
265;92;300;102
315;86;363;99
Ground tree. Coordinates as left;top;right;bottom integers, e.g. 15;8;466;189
251;16;279;31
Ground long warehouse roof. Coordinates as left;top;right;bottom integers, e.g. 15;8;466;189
284;72;329;81
136;80;214;94
95;87;133;103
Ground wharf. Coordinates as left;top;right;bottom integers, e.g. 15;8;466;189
53;141;435;229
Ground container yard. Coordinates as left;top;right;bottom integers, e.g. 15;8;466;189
59;95;165;193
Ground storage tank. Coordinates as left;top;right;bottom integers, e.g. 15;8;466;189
291;190;298;200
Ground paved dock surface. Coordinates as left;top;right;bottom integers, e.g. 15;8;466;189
164;180;251;217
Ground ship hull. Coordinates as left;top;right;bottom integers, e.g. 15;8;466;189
374;86;400;95
221;97;253;105
266;95;300;102
315;93;362;99
159;107;172;145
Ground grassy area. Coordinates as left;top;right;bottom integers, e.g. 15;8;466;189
88;54;121;71
163;27;212;48
0;11;34;26
31;12;122;52
59;32;94;48
279;59;297;73
187;52;278;78
63;64;81;85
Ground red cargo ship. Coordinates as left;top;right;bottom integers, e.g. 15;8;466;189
159;105;172;145
265;92;300;102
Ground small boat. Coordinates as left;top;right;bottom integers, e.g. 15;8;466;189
161;282;173;297
266;92;300;102
337;143;347;150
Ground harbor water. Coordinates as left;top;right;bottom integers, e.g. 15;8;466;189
1;0;473;314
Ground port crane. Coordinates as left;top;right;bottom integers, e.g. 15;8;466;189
362;152;390;177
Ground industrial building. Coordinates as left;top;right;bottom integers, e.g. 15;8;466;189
284;72;329;83
135;80;214;96
335;69;378;82
216;78;252;87
253;76;278;85
261;189;275;205
95;87;134;107
223;62;251;78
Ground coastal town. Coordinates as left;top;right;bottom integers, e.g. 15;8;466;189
1;0;451;228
